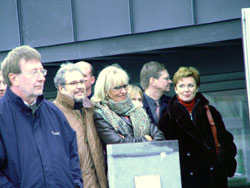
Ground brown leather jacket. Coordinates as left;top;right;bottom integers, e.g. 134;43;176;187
54;92;108;188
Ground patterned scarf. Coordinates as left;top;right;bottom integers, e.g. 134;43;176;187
94;97;150;137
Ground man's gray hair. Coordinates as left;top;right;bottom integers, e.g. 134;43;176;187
54;62;84;89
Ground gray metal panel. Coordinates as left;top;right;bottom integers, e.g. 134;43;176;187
27;19;241;64
107;141;181;188
131;0;193;33
73;0;131;41
19;0;74;47
0;0;20;51
196;0;250;24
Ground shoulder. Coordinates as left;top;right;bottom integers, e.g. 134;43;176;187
40;99;66;117
160;95;171;103
207;105;223;120
142;93;149;107
93;108;104;118
83;98;94;108
41;100;76;132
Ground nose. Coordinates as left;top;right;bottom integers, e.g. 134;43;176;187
37;73;46;81
184;86;189;91
76;82;86;89
121;87;127;93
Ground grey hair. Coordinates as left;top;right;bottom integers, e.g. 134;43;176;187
54;62;84;89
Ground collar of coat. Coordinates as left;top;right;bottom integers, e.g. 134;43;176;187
5;86;44;112
167;92;210;146
168;92;209;118
55;91;93;110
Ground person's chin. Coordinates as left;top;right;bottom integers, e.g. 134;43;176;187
34;90;43;96
120;96;127;101
74;97;84;103
182;97;193;102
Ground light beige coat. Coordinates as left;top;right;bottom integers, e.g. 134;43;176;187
54;92;107;188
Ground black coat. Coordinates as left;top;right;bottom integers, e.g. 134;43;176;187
93;112;165;148
158;92;237;188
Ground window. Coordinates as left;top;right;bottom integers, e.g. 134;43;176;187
204;89;250;187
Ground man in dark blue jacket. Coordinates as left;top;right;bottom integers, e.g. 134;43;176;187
140;61;172;125
0;45;83;188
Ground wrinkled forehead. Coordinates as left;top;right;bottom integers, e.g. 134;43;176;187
65;70;84;82
19;58;43;71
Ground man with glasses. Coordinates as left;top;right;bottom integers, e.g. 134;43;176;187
0;71;7;97
140;61;172;125
54;63;107;188
0;45;83;188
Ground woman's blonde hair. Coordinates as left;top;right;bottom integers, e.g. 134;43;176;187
91;64;129;104
173;66;200;87
127;85;143;99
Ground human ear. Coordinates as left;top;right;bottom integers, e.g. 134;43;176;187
174;86;178;94
91;76;95;85
8;73;18;86
58;85;65;93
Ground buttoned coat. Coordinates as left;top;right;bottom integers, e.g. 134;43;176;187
158;92;237;188
54;92;107;188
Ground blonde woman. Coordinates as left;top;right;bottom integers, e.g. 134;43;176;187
92;65;164;149
127;84;143;108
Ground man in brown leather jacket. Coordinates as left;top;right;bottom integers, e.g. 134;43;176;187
54;63;108;188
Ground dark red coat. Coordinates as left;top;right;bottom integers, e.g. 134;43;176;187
158;92;237;188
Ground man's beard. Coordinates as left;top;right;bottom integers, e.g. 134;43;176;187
74;96;85;103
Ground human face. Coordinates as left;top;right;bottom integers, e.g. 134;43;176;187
13;59;46;104
108;84;128;102
59;71;86;103
80;65;95;96
175;77;199;102
131;93;143;108
0;73;7;97
153;70;172;93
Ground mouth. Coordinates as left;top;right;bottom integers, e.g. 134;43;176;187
35;86;44;90
183;94;191;98
75;90;84;97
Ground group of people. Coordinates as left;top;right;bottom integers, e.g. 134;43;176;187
0;45;237;188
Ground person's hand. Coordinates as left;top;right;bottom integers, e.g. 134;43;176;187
118;133;125;138
144;135;152;142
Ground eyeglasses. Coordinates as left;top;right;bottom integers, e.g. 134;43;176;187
176;84;196;89
63;79;85;87
112;84;128;90
26;69;47;77
164;77;171;81
0;81;6;86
